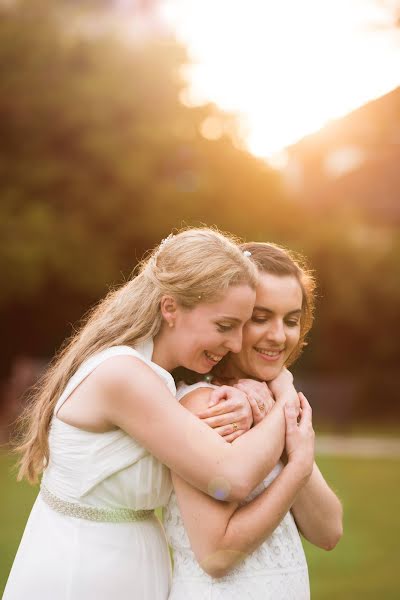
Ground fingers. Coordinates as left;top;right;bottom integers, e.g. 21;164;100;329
207;386;229;408
198;386;248;418
284;402;298;435
215;423;244;437
245;393;264;425
236;380;272;401
198;399;241;419
223;430;245;443
297;392;312;427
201;412;237;428
235;381;274;419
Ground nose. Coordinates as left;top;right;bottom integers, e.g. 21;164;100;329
226;328;243;354
267;319;286;345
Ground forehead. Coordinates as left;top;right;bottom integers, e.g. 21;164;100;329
255;273;303;311
197;284;256;316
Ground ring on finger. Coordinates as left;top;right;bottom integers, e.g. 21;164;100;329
232;422;238;432
257;401;265;411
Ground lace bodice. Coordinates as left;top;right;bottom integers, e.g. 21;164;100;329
164;382;310;599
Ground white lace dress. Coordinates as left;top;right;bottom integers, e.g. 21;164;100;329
3;340;174;600
164;383;310;600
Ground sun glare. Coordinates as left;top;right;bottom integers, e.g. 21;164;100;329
162;0;400;162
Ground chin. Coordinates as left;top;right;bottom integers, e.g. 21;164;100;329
187;362;210;375
258;366;282;382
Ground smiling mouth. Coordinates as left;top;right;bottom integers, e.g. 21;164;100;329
204;350;224;364
254;347;284;360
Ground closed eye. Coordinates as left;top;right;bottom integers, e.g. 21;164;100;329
286;320;300;327
217;323;234;332
251;317;268;324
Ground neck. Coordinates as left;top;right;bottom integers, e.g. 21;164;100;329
152;329;179;372
213;359;248;385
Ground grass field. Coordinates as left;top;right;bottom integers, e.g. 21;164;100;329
1;452;399;598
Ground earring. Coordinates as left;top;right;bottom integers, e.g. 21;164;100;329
169;321;174;328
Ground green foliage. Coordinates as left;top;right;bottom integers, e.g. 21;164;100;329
0;0;399;393
0;0;288;306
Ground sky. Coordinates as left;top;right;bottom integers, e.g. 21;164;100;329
160;0;400;163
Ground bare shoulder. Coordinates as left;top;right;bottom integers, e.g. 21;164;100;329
94;355;159;389
180;386;213;415
91;355;172;409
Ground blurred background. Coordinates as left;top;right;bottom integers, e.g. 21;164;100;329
0;0;399;597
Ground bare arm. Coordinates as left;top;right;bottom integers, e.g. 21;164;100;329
275;392;343;550
179;385;286;489
171;395;315;578
290;460;343;550
97;356;298;502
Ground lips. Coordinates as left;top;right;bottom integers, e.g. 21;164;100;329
204;350;224;365
254;347;284;361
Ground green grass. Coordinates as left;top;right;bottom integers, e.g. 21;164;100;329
0;452;38;597
305;456;400;599
1;452;399;598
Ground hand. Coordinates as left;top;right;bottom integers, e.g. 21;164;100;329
279;393;301;465
197;385;253;442
268;368;299;410
284;392;314;479
268;367;294;398
234;379;275;425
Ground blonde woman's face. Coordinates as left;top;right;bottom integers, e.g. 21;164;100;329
228;273;303;381
174;284;256;373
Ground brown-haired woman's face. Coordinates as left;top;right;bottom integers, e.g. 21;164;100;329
228;273;303;381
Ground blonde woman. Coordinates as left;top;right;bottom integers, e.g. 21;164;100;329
3;229;300;600
165;242;343;599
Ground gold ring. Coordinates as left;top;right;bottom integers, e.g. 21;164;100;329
257;401;265;411
232;422;238;432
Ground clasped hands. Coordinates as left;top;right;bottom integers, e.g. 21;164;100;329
197;368;300;442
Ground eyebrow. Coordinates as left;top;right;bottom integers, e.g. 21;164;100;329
253;307;302;316
217;316;243;323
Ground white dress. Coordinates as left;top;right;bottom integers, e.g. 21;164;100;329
3;341;175;600
164;382;310;600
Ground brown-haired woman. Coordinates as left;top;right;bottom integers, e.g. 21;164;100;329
164;242;343;600
4;229;300;600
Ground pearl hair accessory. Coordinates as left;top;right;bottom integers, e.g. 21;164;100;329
243;250;252;257
152;233;175;264
159;233;175;248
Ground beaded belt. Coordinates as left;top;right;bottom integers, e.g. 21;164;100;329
40;485;153;523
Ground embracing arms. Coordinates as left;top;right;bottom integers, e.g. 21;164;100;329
171;393;315;577
96;356;296;502
229;378;343;552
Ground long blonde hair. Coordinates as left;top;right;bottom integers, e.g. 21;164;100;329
15;228;258;483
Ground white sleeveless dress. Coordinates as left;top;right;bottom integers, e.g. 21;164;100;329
3;341;175;600
164;382;310;600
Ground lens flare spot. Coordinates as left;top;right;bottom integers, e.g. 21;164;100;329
208;476;231;500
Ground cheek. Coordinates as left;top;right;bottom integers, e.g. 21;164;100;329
287;330;301;352
242;324;261;346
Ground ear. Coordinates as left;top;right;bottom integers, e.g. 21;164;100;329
160;295;178;328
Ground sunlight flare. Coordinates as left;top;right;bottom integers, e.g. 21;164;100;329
162;0;400;160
